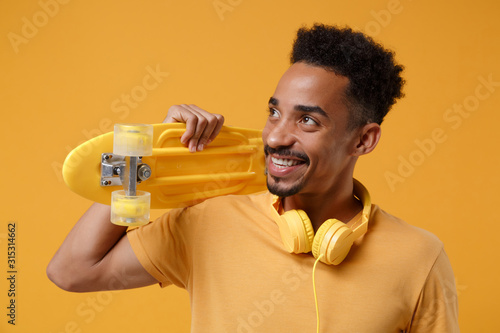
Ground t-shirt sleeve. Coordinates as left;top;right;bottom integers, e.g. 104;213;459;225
407;248;460;332
127;208;192;289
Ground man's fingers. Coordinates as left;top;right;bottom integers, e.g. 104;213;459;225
163;104;225;152
209;114;225;143
188;105;223;151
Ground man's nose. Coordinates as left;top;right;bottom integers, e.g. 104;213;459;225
265;120;296;148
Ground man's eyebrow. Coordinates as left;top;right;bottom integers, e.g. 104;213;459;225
268;97;278;105
294;105;328;118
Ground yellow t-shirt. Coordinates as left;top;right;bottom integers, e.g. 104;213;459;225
128;191;459;332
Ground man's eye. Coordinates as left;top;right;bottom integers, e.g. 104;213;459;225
301;116;318;125
268;108;280;117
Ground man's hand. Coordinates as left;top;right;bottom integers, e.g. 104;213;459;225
164;104;225;152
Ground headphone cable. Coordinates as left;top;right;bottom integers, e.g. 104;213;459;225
313;253;324;333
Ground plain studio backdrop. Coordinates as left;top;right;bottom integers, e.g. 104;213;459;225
1;0;499;332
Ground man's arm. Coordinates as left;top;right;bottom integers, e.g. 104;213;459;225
47;104;224;292
47;203;157;291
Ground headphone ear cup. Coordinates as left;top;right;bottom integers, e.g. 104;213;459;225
312;219;354;265
280;210;315;253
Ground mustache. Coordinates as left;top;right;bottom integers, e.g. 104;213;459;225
264;145;310;165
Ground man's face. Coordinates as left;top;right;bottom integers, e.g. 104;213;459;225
262;62;359;198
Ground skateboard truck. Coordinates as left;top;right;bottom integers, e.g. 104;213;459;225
107;124;154;227
100;154;151;187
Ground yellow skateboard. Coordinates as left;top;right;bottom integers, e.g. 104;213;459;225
63;123;266;226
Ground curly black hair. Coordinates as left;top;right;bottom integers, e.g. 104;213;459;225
291;24;405;128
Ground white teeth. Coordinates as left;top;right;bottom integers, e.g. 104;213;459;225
271;157;300;168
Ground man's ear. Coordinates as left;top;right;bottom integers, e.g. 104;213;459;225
353;123;381;156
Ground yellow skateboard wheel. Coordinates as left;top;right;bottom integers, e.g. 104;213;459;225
111;190;151;226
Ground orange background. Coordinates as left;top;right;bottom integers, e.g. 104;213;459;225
1;0;499;332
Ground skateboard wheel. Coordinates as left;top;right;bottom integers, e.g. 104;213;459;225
111;190;151;226
113;124;153;156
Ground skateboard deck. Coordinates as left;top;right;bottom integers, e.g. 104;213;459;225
63;123;267;209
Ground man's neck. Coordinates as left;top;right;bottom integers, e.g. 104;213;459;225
282;180;363;231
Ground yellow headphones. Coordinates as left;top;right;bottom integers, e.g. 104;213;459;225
271;179;371;265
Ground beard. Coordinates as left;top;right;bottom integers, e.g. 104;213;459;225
267;177;304;198
266;172;306;197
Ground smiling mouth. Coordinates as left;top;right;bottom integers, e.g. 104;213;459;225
264;146;310;165
271;157;304;168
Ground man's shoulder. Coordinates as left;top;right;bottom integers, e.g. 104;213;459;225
369;205;444;255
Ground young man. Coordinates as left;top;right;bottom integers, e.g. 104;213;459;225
48;24;459;332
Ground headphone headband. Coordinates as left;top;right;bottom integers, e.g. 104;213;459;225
351;179;371;238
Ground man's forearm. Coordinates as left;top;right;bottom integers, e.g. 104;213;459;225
47;203;127;291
